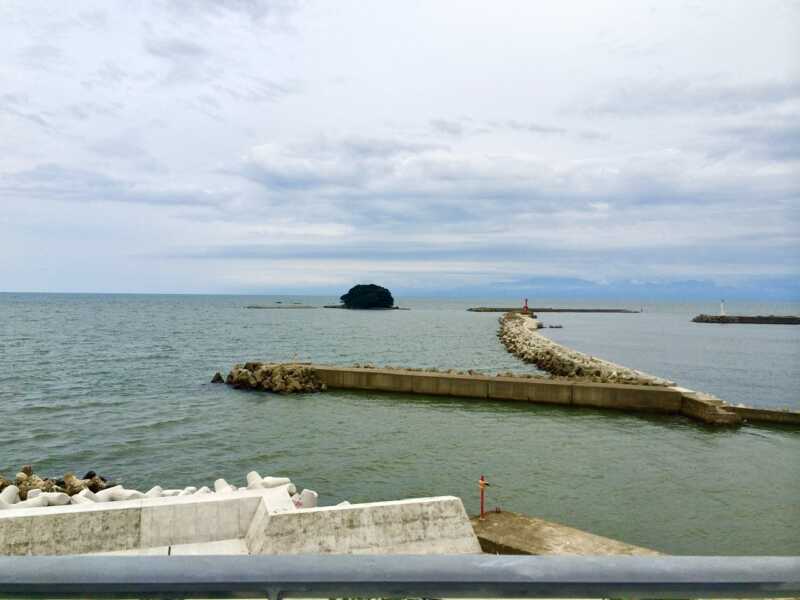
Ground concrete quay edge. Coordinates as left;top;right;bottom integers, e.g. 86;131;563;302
470;510;659;556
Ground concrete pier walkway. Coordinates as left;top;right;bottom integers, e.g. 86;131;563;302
471;511;659;555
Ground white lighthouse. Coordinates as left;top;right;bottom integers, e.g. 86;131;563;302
720;299;726;316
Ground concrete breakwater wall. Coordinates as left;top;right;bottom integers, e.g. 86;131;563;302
729;405;800;425
218;363;798;427
498;313;674;387
308;365;744;425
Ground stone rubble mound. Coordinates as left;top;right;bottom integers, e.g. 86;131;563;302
498;313;674;386
348;363;547;379
0;466;320;511
218;363;325;393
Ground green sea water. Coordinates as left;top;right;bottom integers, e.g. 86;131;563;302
1;293;798;555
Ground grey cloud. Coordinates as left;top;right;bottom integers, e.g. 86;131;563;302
166;238;797;264
162;0;299;24
503;120;566;135
0;93;52;129
711;121;800;161
16;43;62;71
578;130;611;141
75;9;108;29
62;101;124;121
145;37;210;60
240;160;365;191
430;118;608;141
0;164;223;207
586;79;800;116
212;76;301;103
235;136;800;243
239;137;445;191
81;61;157;92
87;135;167;172
336;137;442;158
144;36;215;86
430;119;464;137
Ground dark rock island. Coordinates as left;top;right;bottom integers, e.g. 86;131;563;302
326;284;399;309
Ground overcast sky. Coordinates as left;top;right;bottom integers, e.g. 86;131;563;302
1;0;798;298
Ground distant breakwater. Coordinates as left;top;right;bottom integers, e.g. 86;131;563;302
692;314;800;325
498;313;674;386
245;305;316;309
468;307;640;313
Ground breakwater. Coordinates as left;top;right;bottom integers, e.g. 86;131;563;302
245;305;316;309
692;314;800;325
468;307;639;313
311;364;744;425
221;363;749;425
219;361;800;426
498;313;673;386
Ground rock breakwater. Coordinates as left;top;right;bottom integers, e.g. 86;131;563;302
221;363;325;393
498;313;674;386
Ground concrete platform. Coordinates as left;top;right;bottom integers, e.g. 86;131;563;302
471;511;659;556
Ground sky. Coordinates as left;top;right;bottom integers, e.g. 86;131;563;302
1;0;798;299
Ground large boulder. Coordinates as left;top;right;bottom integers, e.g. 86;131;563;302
340;284;394;309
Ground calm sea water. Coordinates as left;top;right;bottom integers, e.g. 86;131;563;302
1;293;798;555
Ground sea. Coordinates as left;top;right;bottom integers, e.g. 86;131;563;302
1;293;798;555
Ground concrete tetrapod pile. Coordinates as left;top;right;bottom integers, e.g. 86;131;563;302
498;312;675;386
0;467;320;512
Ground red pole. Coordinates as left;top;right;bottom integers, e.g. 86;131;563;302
479;474;486;520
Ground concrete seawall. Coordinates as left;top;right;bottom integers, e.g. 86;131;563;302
311;365;749;426
0;490;480;556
